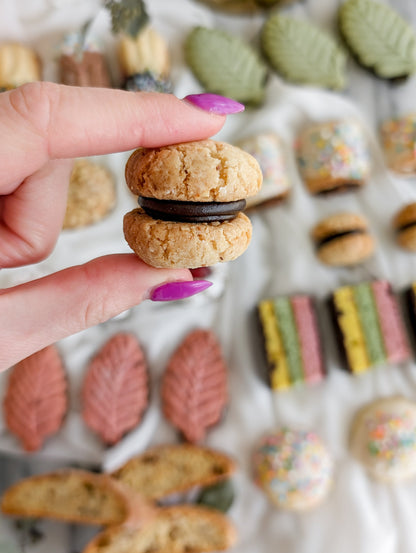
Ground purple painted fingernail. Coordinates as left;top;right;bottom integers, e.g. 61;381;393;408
183;93;245;115
148;280;212;301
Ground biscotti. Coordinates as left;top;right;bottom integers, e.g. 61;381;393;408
83;504;237;553
111;443;236;501
1;470;129;526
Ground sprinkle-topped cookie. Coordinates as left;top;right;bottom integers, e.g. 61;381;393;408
296;120;371;195
253;428;333;510
257;295;325;391
380;114;416;175
350;396;416;482
237;133;290;209
329;281;411;374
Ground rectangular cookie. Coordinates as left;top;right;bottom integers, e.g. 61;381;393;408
59;51;111;87
257;295;325;390
329;280;411;374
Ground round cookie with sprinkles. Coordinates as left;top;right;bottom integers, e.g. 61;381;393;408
350;396;416;483
252;428;333;511
296;120;371;195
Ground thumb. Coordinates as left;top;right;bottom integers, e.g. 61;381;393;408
0;254;207;371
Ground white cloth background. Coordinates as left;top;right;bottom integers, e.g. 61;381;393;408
2;0;416;552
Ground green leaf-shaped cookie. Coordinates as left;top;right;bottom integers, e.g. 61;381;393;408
339;0;416;79
185;27;268;105
261;15;347;90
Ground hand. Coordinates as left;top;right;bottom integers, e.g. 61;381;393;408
0;83;228;371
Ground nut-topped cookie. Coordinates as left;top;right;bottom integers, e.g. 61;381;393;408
123;139;262;268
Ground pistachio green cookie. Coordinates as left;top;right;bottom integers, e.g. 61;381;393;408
185;26;268;106
339;0;416;80
195;0;297;14
261;15;347;90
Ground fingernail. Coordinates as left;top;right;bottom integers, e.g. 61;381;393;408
183;93;245;115
148;280;212;301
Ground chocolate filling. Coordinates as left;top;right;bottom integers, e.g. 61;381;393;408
315;182;361;196
138;197;246;223
316;228;366;249
397;220;416;233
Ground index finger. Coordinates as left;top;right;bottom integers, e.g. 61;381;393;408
0;83;226;190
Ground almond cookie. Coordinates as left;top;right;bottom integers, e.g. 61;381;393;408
296;120;371;195
253;428;333;511
349;396;416;483
311;212;375;266
111;443;236;501
0;42;41;89
381;114;416;175
393;202;416;251
123;139;262;268
83;504;237;553
1;470;130;526
63;159;116;229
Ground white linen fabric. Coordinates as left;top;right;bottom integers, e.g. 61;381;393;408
2;1;416;552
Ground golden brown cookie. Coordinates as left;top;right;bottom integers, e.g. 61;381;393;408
83;505;237;553
1;470;130;526
63;159;116;229
123;139;262;268
311;212;375;266
0;42;41;89
393;202;416;252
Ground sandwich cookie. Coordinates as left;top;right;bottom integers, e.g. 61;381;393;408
312;212;375;267
381;114;416;175
237;132;291;210
0;43;41;89
393;202;416;252
296;120;371;195
350;396;416;483
123;139;262;268
329;281;411;374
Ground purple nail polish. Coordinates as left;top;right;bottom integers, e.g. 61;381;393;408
149;280;212;301
183;93;245;115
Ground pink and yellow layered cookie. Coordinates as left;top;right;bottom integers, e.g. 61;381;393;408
257;295;325;391
329;280;411;374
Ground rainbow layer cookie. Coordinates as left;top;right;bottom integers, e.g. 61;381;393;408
329;281;411;374
257;295;325;390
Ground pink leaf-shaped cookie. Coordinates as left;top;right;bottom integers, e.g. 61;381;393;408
161;329;228;443
3;345;68;452
82;333;149;445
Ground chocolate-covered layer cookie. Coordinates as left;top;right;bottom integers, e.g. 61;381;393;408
138;197;246;223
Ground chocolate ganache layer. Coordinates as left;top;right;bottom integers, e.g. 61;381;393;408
138;197;246;223
316;228;367;249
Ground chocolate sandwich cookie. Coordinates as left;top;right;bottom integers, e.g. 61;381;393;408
329;281;411;374
312;213;374;267
0;43;41;89
257;295;325;391
296;120;371;195
393;203;416;252
123;139;262;268
381;114;416;175
237;133;290;210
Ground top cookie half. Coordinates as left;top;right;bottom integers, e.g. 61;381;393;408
125;139;262;202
